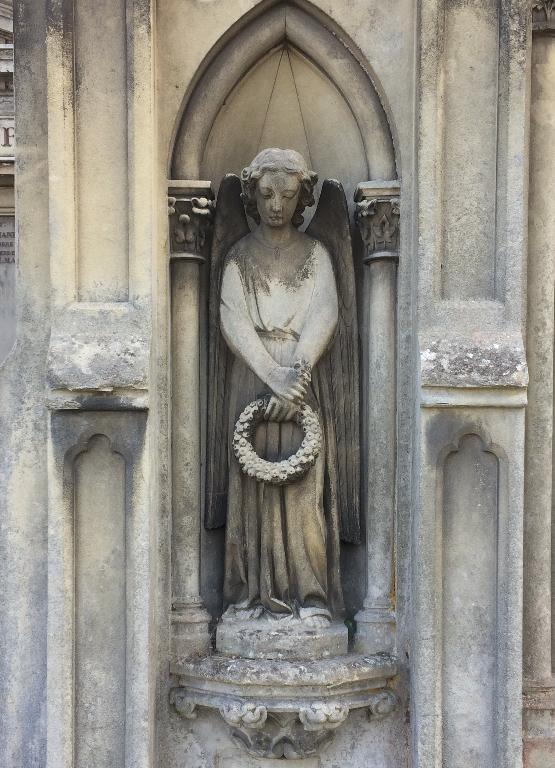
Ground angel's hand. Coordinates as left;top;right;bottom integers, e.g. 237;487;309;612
266;366;307;404
264;396;299;422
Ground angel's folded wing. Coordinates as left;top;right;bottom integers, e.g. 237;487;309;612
205;175;250;530
307;180;361;544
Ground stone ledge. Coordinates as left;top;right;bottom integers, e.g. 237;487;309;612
171;652;397;698
421;386;527;408
46;302;149;393
45;388;148;411
420;332;527;389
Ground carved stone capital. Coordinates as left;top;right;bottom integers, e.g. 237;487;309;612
532;0;555;31
168;180;215;261
355;180;400;264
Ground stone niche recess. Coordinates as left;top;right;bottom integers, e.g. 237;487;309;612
167;2;401;760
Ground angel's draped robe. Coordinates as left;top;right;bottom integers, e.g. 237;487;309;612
220;232;343;616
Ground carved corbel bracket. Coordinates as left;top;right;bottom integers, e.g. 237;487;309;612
355;180;400;265
170;653;399;760
532;0;555;31
168;180;215;261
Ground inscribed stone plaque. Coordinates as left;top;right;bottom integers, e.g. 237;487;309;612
0;214;15;362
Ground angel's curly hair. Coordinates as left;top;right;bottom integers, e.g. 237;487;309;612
241;148;318;228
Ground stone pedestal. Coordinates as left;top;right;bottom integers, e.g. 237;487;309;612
171;653;398;760
216;618;348;661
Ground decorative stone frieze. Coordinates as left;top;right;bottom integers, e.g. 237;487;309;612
171;653;399;760
168;181;215;260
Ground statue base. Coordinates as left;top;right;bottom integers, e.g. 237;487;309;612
170;652;399;759
216;616;349;660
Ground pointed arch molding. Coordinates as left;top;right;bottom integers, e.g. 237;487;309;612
170;2;398;180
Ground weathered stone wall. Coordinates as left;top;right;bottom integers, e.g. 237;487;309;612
0;1;552;767
0;2;47;766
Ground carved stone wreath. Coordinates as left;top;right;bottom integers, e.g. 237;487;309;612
233;397;322;485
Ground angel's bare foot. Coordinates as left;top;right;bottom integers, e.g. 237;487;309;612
302;614;331;629
299;605;331;629
223;602;263;621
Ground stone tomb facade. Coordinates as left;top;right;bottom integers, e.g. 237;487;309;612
0;1;554;768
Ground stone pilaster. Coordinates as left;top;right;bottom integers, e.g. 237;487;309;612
353;181;400;654
523;7;555;765
168;182;214;659
414;1;529;766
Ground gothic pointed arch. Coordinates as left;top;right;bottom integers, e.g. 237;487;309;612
170;1;398;195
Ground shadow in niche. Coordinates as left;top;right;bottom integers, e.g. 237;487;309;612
171;0;398;626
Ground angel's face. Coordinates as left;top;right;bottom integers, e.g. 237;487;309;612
255;171;300;228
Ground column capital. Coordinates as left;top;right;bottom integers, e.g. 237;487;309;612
168;180;215;262
354;180;400;264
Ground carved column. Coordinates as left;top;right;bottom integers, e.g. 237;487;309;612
168;182;214;658
354;181;400;654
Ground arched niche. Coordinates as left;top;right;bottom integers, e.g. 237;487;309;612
171;1;397;206
169;1;398;619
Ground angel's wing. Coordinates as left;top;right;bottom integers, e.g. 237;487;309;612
307;180;361;544
205;174;250;530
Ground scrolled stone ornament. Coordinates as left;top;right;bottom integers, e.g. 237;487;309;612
220;702;268;730
233;394;322;486
298;702;349;732
367;689;399;719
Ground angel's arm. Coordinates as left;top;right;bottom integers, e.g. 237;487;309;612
294;243;339;367
220;259;279;384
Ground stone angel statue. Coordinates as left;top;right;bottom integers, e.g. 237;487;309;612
206;148;360;629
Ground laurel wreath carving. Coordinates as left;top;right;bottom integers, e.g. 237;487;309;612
233;397;322;485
